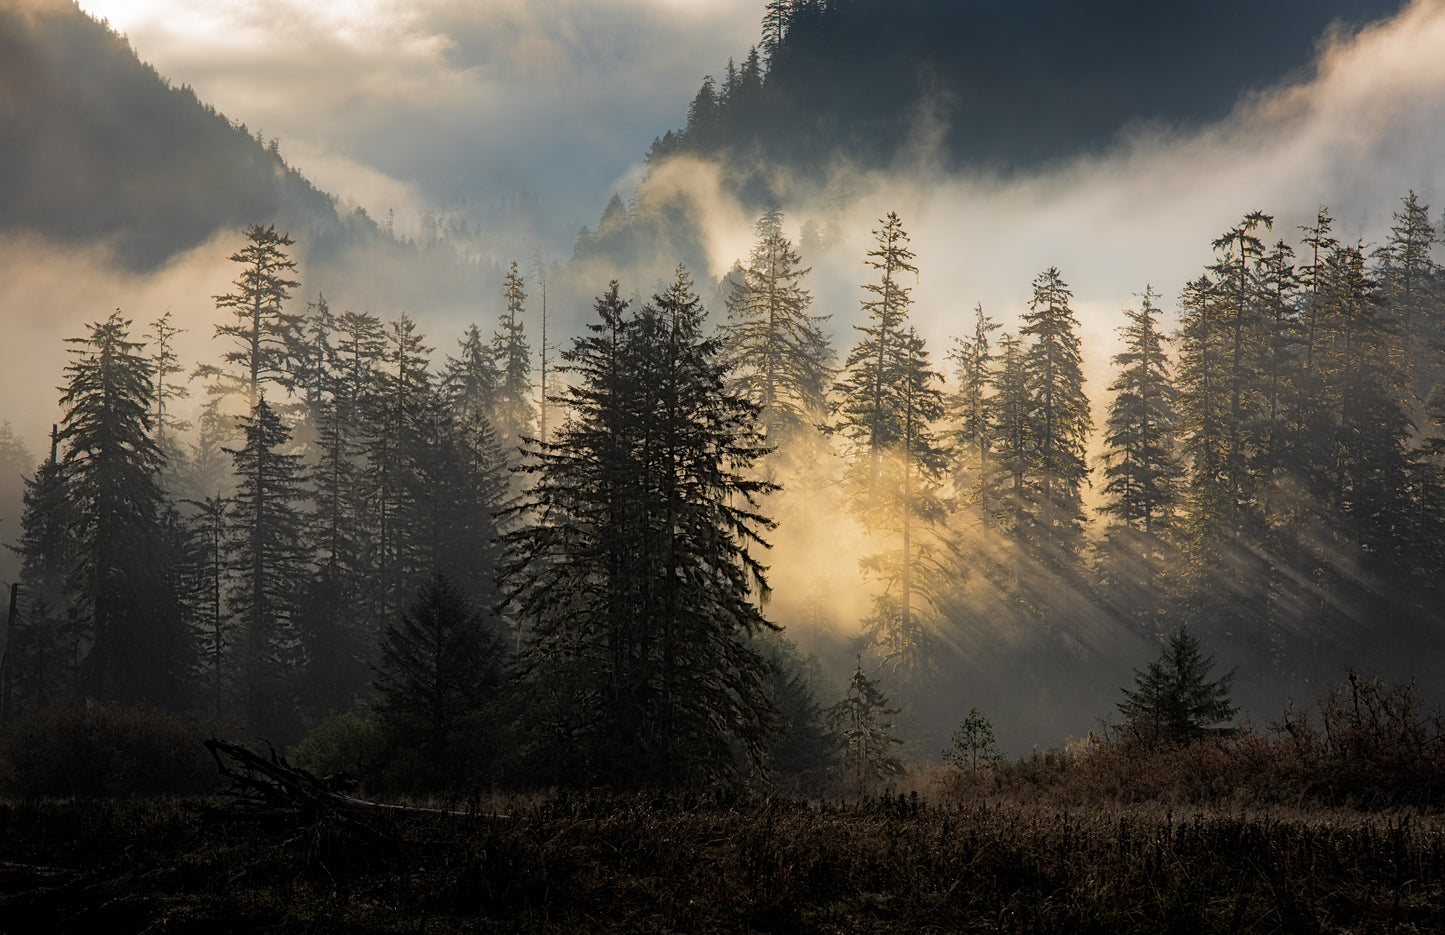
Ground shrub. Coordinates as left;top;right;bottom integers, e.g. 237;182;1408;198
287;710;391;792
942;708;1001;772
0;703;222;797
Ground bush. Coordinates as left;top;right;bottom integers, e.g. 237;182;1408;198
0;703;222;797
936;674;1445;811
288;710;392;792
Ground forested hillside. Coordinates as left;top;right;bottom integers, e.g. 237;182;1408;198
649;0;1405;173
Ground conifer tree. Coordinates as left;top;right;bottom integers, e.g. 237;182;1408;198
374;574;508;791
530;250;553;446
854;327;952;681
760;0;796;65
684;76;721;149
7;427;77;717
1019;267;1092;565
1209;212;1273;530
355;315;434;643
187;492;229;719
1375;191;1442;401
947;303;999;510
721;202;832;444
1117;626;1236;745
60;311;190;708
226;396;308;737
835;211;918;502
1097;287;1183;632
204;224;302;406
1100;286;1181;538
504;272;779;789
295;293;338;411
298;368;371;719
145;309;189;455
1315;242;1413;565
985;332;1032;538
334;309;386;425
828;658;904;795
444;323;498;425
492;261;535;456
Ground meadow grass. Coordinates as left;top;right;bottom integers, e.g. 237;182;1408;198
2;792;1442;933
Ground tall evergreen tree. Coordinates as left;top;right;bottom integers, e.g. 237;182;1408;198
1210;212;1274;532
374;574;509;791
226;397;309;737
60;311;189;708
1099;286;1181;538
360;314;433;637
854;327;952;681
295;293;338;412
203;224;302;407
835;211;918;502
6;427;77;718
503;272;779;789
187;492;230;720
145;309;189;456
947;303;999;511
444;323;499;425
1019;267;1092;566
334;309;386;425
721;202;832;444
299;374;371;720
1375;191;1442;403
531;250;553;446
1096;287;1183;633
985;332;1032;539
492;261;535;456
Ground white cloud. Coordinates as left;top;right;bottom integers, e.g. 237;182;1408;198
79;0;760;235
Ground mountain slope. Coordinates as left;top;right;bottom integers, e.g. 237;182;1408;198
654;0;1408;173
0;0;352;270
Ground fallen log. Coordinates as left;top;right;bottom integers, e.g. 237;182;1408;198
202;738;509;827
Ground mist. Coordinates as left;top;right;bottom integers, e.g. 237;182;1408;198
5;0;1445;760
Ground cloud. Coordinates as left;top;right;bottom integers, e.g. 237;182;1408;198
744;0;1445;374
78;0;760;244
0;229;245;446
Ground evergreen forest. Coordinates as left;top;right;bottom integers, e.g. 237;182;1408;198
5;184;1445;794
4;0;1445;804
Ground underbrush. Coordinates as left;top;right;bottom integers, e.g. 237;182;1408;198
936;674;1445;810
1;792;1442;933
0;703;226;798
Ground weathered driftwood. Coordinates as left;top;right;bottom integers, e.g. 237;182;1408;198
202;738;508;827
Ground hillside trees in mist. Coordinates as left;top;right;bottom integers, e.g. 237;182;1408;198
503;272;780;788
